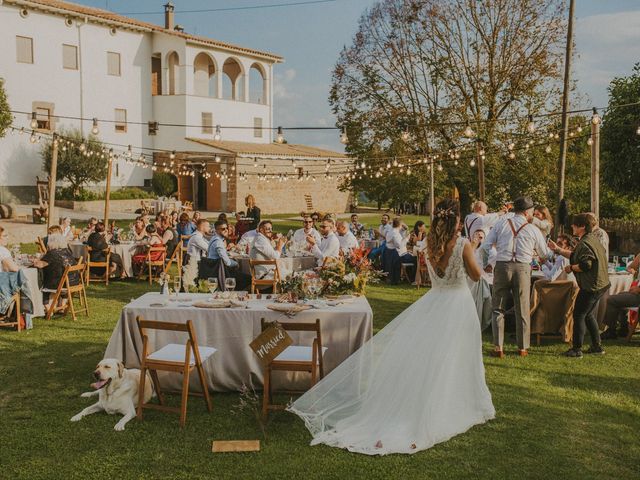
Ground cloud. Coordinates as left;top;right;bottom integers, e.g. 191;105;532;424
273;68;300;101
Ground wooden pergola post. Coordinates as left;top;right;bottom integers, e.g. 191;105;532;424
46;133;59;230
103;149;113;228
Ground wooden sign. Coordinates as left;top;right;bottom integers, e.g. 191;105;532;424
212;440;260;453
249;322;293;366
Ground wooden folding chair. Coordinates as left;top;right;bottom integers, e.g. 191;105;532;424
249;259;280;294
136;316;216;427
138;245;167;285
0;292;23;332
35;237;47;254
415;250;430;288
260;318;326;418
43;259;88;321
85;246;111;285
625;307;639;342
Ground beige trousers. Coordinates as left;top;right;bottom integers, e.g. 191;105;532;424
491;261;531;350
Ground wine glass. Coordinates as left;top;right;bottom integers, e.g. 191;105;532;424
224;277;236;292
173;276;181;298
207;277;218;297
307;278;322;299
613;255;619;267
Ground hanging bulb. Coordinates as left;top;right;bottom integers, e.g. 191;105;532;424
386;161;391;169
576;126;583;133
30;131;37;143
263;164;267;172
508;141;515;151
79;142;86;152
554;133;560;140
169;150;176;160
392;158;398;167
545;145;552;153
291;159;296;169
587;137;593;146
454;160;458;166
215;155;221;163
127;145;132;157
591;107;600;125
636;125;640;136
340;127;348;145
526;115;535;134
470;158;476;167
253;158;258;168
360;161;365;169
509;152;516;160
401;126;410;142
463;122;475;138
214;125;222;141
437;163;443;171
30;112;38;129
276;126;284;144
91;118;99;135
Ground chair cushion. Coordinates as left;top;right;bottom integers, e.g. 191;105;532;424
274;345;328;363
147;343;217;365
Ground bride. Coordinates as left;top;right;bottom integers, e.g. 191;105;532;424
288;199;495;455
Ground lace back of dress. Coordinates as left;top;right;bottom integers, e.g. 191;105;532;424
426;236;467;288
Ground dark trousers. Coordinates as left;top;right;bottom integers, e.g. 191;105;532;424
385;249;400;284
198;258;251;291
573;287;606;349
604;291;640;334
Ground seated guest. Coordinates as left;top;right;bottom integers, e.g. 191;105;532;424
0;227;20;272
237;228;258;251
155;213;167;236
293;215;321;245
82;217;98;238
541;234;573;280
250;220;285;279
532;205;553;239
186;219;211;262
199;220;249;290
349;214;364;237
308;218;340;266
43;225;63;249
336;221;359;255
385;218;414;284
132;217;147;242
169;210;179;228
407;220;427;250
368;213;392;262
192;211;202;224
176;212;197;246
602;252;640;339
60;217;74;240
86;222;124;279
132;224;164;277
159;215;179;258
218;213;237;243
32;233;79;309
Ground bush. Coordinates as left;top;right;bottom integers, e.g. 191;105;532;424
57;186;98;201
109;187;154;200
152;172;176;197
600;188;640;220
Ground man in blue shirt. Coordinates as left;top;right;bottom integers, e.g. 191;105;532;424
207;220;238;268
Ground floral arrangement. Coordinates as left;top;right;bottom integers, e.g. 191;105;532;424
320;247;381;295
278;270;320;299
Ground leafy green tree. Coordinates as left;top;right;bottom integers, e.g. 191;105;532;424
0;79;11;138
41;128;108;199
152;172;177;197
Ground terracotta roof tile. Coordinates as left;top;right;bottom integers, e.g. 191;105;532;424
187;138;349;159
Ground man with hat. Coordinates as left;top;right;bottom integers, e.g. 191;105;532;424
481;196;554;357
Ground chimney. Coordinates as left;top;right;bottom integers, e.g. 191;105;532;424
164;2;174;30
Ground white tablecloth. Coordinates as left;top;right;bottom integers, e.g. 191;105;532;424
597;272;634;326
22;268;44;318
104;292;373;392
234;255;317;278
153;199;182;213
69;242;137;277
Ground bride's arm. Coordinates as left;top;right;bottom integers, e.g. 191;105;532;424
462;241;483;282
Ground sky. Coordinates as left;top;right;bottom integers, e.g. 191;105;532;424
75;0;640;151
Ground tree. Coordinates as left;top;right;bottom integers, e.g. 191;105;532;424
331;0;566;211
601;63;640;199
0;79;11;138
41;128;108;199
152;171;177;197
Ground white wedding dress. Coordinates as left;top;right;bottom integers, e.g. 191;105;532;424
288;236;495;455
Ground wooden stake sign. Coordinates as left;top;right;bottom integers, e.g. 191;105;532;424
249;322;293;366
212;440;260;453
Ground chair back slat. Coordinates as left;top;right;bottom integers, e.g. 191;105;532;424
137;318;191;333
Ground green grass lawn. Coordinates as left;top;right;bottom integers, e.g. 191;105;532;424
1;276;639;478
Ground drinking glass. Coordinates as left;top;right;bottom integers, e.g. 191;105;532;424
225;277;236;292
173;277;181;298
207;277;218;296
613;255;619;267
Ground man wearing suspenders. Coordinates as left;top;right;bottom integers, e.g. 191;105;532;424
481;197;554;357
463;201;507;239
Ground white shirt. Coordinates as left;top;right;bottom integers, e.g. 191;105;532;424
592;227;610;261
338;230;359;254
482;214;552;265
250;233;281;279
238;229;258;246
310;232;340;266
378;223;392;239
186;231;209;259
464;212;500;239
61;225;73;239
293;228;321;246
542;255;570;281
0;246;12;272
531;217;552;238
385;227;408;256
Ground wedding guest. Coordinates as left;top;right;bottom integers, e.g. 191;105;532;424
586;212;609;261
176;212;197;247
541;234;573;281
168;210;179;228
250;220;285;279
532;205;553;238
237;228;258;250
159;215;179;258
308;218;340;266
132;217;147;242
140;213;151;228
600;251;640;339
43;225;63;249
482;196;553;358
218;213;236;242
192;211;202;223
186;219;210;261
293;215;321;245
407;220;427;250
60;217;74;240
132;224;164;277
368;213;391;262
0;227;20;272
472;229;496;274
245;194;261;230
385;218;414;284
549;213;609;357
336;221;359;254
206;220;238;268
82;217;98;237
201;220;249;289
86;222;124;279
349;214;364;237
234;210;249;238
32;233;79;309
464;201;507;239
310;212;321;229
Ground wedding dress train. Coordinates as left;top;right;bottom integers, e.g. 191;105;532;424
288;236;495;455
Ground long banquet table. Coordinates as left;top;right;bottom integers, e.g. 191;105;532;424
104;292;373;392
69;241;138;277
233;254;318;278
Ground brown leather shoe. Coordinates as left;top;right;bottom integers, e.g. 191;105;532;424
518;349;528;357
490;349;505;359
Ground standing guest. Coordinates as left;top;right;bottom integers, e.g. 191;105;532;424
586;212;609;261
464;201;507;239
482;196;553;358
532;205;553;238
349;214;364;237
234;211;249;238
245;195;261;230
132;224;164;277
176;212;197;247
385;218;414;284
186;219;211;261
336;221;359;254
293;215;322;245
0;227;20;272
32;233;79;310
60;217;74;240
86;222;124;279
250;220;285;279
307;218;340;266
549;213;609;357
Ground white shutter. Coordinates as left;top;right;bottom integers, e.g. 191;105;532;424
16;36;33;64
62;44;77;70
253;117;263;138
107;52;121;76
201;112;213;134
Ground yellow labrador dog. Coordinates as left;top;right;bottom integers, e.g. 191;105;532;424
71;358;154;431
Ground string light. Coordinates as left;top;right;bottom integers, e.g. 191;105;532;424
636;125;640;136
340;127;348;144
215;155;221;163
470;158;476;167
30;131;37;143
169;150;176;160
91;118;99;135
591;107;601;125
276;126;285;144
214;125;222;141
587;137;593;146
526;115;536;134
400;126;410;142
463;122;475;138
30;112;38;129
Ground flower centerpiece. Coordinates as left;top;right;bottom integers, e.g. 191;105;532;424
320;247;382;295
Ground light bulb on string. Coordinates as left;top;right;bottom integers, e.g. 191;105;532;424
215;155;221;163
30;112;38;129
407;167;411;175
340;127;348;144
392;158;398;167
91;118;99;135
127;145;132;158
545;145;552;153
554;133;559;140
291;159;296;169
276;126;285;144
437;163;443;172
463;122;475;138
360;161;365;169
508;141;515;151
386;161;391;169
549;132;555;139
576;126;583;133
636;125;640;136
214;125;222;141
508;152;516;160
79;142;86;152
253;158;258;168
470;158;476;167
591;107;601;125
454;159;458;166
587;137;593;146
400;126;410;142
526;115;535;134
169;150;176;160
29;131;37;143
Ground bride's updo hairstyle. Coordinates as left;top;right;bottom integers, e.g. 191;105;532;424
427;198;461;265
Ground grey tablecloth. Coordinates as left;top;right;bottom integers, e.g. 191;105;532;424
597;273;634;327
104;292;373;392
69;242;137;277
22;268;45;317
235;255;317;278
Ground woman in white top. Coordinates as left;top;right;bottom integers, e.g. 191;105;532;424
60;217;74;240
0;227;20;272
532;205;553;239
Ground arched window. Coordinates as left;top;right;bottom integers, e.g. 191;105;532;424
222;57;244;101
167;51;180;95
249;63;267;104
193;52;217;97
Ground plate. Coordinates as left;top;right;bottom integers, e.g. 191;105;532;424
149;302;167;308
